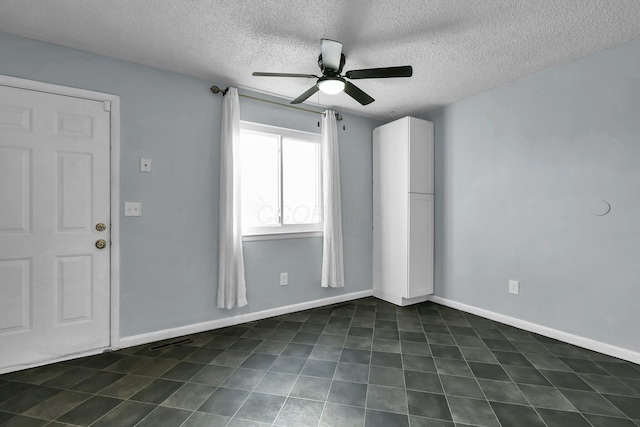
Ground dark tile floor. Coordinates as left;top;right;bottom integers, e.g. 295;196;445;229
1;297;639;426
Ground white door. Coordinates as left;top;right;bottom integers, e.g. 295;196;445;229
0;84;111;371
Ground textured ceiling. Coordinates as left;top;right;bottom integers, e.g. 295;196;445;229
1;1;640;119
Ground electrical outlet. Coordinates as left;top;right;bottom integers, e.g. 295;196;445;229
280;273;288;286
509;280;520;295
124;202;142;217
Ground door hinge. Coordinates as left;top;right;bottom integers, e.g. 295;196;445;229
103;100;111;112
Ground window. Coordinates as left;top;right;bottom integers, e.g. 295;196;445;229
239;121;322;236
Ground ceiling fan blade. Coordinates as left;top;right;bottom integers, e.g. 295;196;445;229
321;39;343;71
345;66;413;80
253;72;318;78
291;85;320;104
344;81;374;105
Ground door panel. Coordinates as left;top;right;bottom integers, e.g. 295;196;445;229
407;193;434;298
0;84;111;370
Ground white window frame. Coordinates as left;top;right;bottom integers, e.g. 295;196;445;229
240;121;323;239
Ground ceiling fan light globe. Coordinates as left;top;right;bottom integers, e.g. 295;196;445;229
318;78;345;95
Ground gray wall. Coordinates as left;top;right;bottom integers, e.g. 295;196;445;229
0;32;376;338
424;38;640;353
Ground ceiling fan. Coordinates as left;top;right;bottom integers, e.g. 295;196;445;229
252;39;413;106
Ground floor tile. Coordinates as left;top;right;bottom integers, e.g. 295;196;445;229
161;361;205;381
191;365;234;386
365;409;409;427
334;362;369;383
274;397;324;426
584;413;639;427
478;379;529;405
492;350;534;367
559;389;626;417
468;361;510;381
460;347;499;363
371;351;402;368
253;340;287;355
540;369;594;390
290;376;331;401
23;390;89;420
404;370;443;393
0;386;61;414
340;348;371;365
181;411;229;427
98;374;154;399
370;366;405;388
239;354;277;371
504;365;551;386
234;392;285;423
56;395;122;426
198;387;249;417
559;357;610;375
406;390;451;420
580;373;638;396
372;338;401;353
2;415;48;426
434;358;473;377
328;380;367;407
212;350;251;367
135;406;191;427
310;345;342;361
253;371;297;396
490;401;546;427
301;359;337;378
536;407;592;427
603;393;640;419
447;395;500;427
402;355;436;373
440;374;485;399
319;402;365;427
70;371;124;393
130;379;183;404
269;356;307;375
430;345;464;360
281;343;314;358
221;368;265;391
367;385;408;414
161;382;216;410
517;383;576;411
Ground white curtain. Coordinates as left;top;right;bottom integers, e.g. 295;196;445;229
218;87;247;308
321;110;345;288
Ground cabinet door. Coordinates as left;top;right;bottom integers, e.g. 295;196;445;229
407;193;434;298
408;118;434;194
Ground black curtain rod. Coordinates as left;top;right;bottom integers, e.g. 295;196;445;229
210;86;343;121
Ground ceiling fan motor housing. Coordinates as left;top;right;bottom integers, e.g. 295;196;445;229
318;53;346;75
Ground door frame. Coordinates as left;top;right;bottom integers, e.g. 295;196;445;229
0;74;121;353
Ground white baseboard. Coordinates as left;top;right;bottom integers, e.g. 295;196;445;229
373;290;430;306
120;289;374;349
429;296;640;365
0;347;108;375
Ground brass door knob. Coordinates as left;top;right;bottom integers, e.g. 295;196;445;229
95;239;107;249
96;223;106;232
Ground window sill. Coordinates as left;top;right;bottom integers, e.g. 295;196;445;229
242;231;323;242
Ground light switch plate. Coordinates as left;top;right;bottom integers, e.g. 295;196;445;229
140;158;151;172
124;202;142;217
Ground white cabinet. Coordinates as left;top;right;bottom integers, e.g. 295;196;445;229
373;117;434;306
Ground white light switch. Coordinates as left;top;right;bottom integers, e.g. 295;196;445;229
140;158;151;172
124;202;142;217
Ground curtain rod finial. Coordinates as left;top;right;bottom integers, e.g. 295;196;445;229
210;85;229;95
